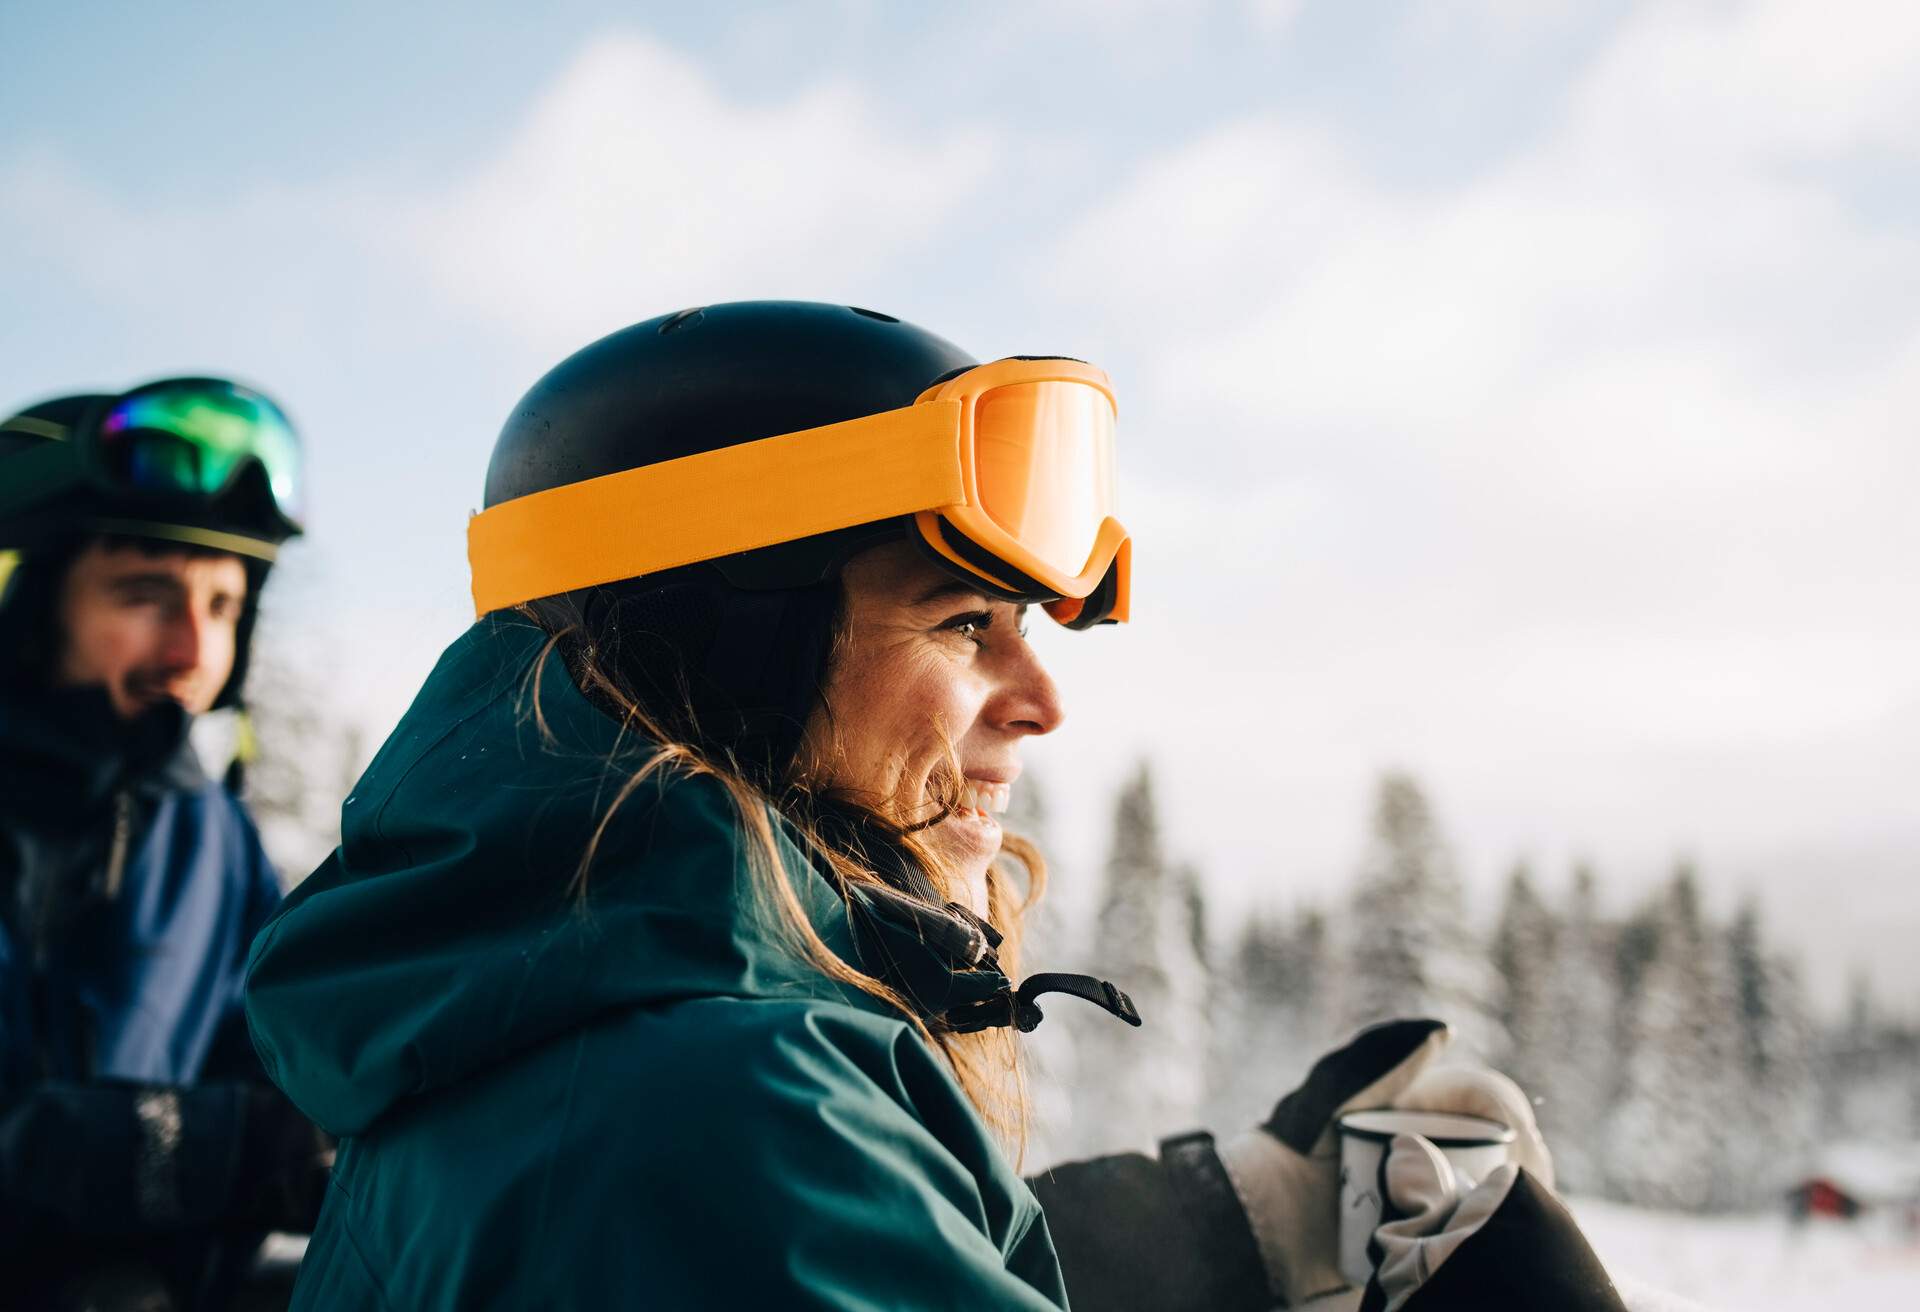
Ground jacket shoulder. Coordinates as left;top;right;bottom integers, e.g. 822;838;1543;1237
315;995;1061;1310
566;996;1018;1230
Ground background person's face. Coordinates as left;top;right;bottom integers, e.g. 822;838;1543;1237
797;541;1065;917
55;542;249;719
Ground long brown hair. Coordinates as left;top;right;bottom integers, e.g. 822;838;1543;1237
516;593;1047;1159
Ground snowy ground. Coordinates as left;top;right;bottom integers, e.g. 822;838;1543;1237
1572;1197;1920;1310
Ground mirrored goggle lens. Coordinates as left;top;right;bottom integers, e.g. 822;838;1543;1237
96;384;304;522
973;380;1116;578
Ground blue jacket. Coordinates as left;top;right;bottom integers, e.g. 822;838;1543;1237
0;685;304;1304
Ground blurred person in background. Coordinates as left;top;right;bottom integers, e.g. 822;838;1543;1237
246;302;1634;1310
0;381;331;1312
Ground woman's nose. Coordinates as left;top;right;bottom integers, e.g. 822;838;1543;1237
996;638;1066;737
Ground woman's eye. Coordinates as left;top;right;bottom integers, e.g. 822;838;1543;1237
940;611;994;644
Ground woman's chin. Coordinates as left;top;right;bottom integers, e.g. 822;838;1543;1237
932;809;1003;909
942;807;1003;858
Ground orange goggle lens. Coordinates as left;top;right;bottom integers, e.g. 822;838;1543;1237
973;380;1117;582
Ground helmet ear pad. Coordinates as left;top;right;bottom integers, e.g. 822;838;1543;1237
0;541;70;692
213;556;270;710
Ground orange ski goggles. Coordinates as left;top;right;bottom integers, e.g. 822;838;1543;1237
467;357;1130;627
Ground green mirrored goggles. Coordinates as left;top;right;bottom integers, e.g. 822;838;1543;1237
95;380;305;529
0;378;305;540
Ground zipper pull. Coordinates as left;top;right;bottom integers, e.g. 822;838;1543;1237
101;789;132;901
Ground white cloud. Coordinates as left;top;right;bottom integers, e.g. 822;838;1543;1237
1245;0;1307;36
397;34;997;356
0;150;387;363
1047;115;1380;344
1568;0;1920;163
1402;0;1594;46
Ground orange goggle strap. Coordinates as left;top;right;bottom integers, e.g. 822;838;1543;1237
469;402;969;615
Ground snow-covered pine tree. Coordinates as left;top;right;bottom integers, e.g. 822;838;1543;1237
1722;897;1817;1207
1490;861;1558;1102
1177;861;1210;979
1828;972;1873;1133
1001;770;1065;970
1825;973;1920;1140
1532;864;1618;1194
999;771;1086;1168
1290;907;1336;1054
1073;762;1211;1154
1202;905;1334;1130
240;573;366;882
1338;772;1497;1057
1602;863;1741;1210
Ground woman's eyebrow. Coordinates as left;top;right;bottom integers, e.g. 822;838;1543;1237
909;579;994;608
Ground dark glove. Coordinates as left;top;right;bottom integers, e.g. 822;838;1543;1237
0;1081;329;1235
231;1086;333;1233
1359;1136;1626;1312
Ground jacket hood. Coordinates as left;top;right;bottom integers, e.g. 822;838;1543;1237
244;619;1009;1137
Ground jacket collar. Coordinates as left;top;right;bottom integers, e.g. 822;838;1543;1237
0;683;205;819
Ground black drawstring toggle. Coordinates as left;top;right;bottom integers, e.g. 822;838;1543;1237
844;881;1140;1037
945;972;1143;1034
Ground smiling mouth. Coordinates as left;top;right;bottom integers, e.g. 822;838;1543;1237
954;779;1010;821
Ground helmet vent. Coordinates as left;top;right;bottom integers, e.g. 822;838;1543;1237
658;308;708;334
848;306;900;323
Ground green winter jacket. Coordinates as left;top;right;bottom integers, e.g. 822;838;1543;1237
244;618;1070;1310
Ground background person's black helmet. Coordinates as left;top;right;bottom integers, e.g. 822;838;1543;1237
488;300;980;785
0;381;303;710
0;381;302;558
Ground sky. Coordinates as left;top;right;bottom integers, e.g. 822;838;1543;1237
3;0;1916;1011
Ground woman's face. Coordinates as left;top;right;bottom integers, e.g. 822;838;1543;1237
796;540;1065;917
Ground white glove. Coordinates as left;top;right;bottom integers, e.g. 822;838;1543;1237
1218;1021;1558;1309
